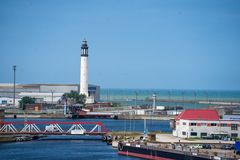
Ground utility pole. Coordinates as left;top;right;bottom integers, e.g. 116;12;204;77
205;91;209;104
135;92;138;107
13;65;16;106
181;91;185;103
51;90;54;108
194;91;197;109
107;89;109;101
152;93;156;111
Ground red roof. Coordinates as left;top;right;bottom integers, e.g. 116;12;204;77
176;109;219;121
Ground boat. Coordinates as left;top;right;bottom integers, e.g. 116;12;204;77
118;142;212;160
68;106;118;119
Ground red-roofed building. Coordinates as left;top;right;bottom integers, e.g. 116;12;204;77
175;109;220;121
172;109;240;139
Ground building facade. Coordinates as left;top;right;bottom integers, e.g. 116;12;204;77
0;97;21;106
0;83;100;106
172;109;240;138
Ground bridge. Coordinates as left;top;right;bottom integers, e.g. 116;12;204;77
0;121;108;136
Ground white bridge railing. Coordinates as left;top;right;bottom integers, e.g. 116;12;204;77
0;121;108;135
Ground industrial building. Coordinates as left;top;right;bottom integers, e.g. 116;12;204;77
0;83;100;106
0;40;100;106
172;109;240;139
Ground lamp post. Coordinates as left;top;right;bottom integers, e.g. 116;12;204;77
205;91;209;104
168;90;172;102
51;90;54;108
135;91;138;107
181;91;185;103
107;89;109;101
152;93;156;111
13;65;16;106
62;94;67;116
194;91;197;109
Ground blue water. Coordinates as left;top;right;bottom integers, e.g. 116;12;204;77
0;140;140;160
101;89;240;101
100;89;240;108
0;118;170;160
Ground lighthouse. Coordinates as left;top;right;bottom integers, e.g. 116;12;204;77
80;39;89;97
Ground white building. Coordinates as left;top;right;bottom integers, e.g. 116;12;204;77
18;92;64;104
172;109;240;139
0;83;100;107
0;97;21;106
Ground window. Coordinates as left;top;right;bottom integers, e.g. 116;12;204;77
182;131;186;136
190;132;197;136
211;123;217;126
231;133;238;138
2;100;7;104
231;124;238;131
190;123;197;126
200;133;207;137
201;123;207;126
182;122;186;125
220;123;227;127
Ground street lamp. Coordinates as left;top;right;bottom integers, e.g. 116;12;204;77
152;93;156;111
135;91;138;107
181;91;185;103
194;91;197;109
62;95;67;115
168;90;172;102
205;91;209;104
13;65;16;106
51;90;54;108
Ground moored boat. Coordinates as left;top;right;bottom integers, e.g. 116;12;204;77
118;142;211;160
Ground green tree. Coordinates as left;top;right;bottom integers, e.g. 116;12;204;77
64;91;86;105
111;102;121;107
19;96;35;110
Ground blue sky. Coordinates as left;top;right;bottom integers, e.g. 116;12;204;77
0;0;240;90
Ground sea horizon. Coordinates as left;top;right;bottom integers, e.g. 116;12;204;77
100;88;240;104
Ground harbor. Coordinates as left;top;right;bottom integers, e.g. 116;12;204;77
1;88;240;159
1;116;240;159
1;0;240;159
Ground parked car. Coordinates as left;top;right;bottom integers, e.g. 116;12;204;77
190;144;203;149
221;144;234;150
45;125;59;132
202;144;211;149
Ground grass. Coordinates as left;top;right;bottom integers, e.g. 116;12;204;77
150;131;172;134
109;131;142;136
184;137;202;141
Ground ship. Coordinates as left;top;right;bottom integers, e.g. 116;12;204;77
68;106;118;119
118;142;212;160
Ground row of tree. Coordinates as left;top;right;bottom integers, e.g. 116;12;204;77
62;91;86;105
19;91;86;110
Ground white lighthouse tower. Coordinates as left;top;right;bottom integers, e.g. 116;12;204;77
80;40;89;98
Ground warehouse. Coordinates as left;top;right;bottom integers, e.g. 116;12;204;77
0;83;100;106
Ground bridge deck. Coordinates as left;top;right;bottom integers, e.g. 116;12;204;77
0;121;108;136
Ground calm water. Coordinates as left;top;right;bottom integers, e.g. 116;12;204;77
101;89;240;101
0;140;140;160
0;118;170;160
101;89;240;108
